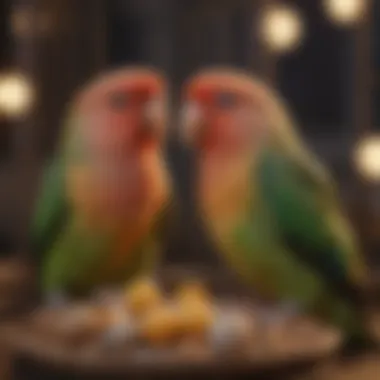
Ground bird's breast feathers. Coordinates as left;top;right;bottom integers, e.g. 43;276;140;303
66;157;169;229
199;156;251;240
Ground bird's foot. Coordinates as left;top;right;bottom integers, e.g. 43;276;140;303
208;308;254;354
100;305;136;347
92;288;123;306
101;322;135;348
254;302;301;350
275;301;301;323
256;301;301;326
44;291;69;309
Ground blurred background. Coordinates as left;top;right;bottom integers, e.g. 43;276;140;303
0;1;378;379
0;0;378;270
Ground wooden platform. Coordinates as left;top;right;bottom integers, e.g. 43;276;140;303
0;265;340;380
0;264;380;380
0;319;340;380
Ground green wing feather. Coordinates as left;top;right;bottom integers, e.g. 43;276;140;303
41;218;113;294
31;106;173;295
31;155;68;264
258;145;367;305
30;109;79;263
30;110;112;294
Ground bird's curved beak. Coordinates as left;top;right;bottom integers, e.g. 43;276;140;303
179;101;204;147
141;96;167;142
118;69;167;145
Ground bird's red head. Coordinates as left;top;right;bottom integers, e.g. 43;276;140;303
181;69;268;157
76;67;167;158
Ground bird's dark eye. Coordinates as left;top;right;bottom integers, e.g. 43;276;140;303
109;92;129;110
215;91;238;109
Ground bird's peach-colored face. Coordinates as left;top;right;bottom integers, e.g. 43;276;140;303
77;69;167;158
181;73;267;156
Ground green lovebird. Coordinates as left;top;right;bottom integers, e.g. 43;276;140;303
180;68;375;354
31;67;176;304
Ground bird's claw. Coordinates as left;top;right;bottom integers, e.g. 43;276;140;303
101;320;136;347
100;304;136;347
256;301;301;326
44;291;69;309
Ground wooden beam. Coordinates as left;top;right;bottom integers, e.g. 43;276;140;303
253;0;277;84
352;0;373;137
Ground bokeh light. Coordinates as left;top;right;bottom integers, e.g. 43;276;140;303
354;135;380;182
259;5;305;54
323;0;366;26
0;73;34;118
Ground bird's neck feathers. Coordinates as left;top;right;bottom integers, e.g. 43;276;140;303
67;146;169;232
265;90;315;164
198;152;254;236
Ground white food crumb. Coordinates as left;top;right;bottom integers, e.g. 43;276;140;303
101;304;136;347
208;308;254;351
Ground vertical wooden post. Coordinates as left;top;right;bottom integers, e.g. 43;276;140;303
38;0;107;157
10;0;40;165
351;0;375;258
253;0;277;83
352;0;373;138
6;0;43;255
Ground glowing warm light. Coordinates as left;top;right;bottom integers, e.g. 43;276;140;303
259;5;304;54
354;135;380;182
0;73;34;118
323;0;366;26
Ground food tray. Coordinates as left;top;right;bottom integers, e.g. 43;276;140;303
1;266;341;380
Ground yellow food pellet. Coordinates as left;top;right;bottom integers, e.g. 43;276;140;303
174;280;215;337
125;277;163;317
176;280;213;305
180;299;215;336
141;306;184;346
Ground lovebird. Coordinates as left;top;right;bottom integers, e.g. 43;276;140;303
180;68;375;354
31;67;175;305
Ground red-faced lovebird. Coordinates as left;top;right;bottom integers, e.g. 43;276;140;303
31;67;176;306
180;68;376;355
